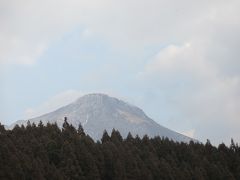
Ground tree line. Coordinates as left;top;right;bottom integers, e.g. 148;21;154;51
0;119;239;180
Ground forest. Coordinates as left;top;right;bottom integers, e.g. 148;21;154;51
0;119;239;180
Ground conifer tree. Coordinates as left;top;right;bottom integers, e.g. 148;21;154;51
101;130;110;143
77;123;85;137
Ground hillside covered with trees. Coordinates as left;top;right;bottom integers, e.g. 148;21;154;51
0;119;239;180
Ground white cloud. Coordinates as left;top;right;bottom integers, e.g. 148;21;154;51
24;90;83;119
132;0;240;144
2;0;239;65
139;38;240;144
182;129;195;139
143;42;210;75
0;0;101;65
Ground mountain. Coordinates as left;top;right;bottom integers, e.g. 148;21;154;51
10;93;194;142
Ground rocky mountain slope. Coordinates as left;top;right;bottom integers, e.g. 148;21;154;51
10;93;194;142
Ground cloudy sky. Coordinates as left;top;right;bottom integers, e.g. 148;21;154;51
1;0;240;144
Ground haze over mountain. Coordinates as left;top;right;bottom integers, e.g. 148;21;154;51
10;93;194;142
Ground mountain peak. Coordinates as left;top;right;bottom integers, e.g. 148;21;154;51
79;93;110;98
75;93;117;104
74;93;137;112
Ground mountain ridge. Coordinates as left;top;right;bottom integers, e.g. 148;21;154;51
9;93;195;142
